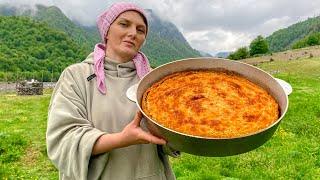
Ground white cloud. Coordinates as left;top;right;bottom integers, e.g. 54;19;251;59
256;16;292;36
2;0;320;55
185;29;252;54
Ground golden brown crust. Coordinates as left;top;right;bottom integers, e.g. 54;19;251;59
142;70;280;138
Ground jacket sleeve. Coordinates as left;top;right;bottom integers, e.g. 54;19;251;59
46;67;106;179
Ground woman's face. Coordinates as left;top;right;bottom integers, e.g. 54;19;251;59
106;11;147;62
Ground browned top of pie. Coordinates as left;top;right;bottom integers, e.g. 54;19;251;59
142;70;279;138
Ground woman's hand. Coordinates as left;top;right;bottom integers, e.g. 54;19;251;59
92;111;166;155
120;111;166;146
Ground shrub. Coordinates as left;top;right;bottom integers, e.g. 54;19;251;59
227;47;249;60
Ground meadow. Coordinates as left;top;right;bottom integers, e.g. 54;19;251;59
0;56;320;179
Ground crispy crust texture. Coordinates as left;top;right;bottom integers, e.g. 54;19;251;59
142;70;280;138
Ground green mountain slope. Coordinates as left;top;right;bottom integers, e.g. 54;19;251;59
141;9;201;67
266;16;320;52
0;16;87;81
0;4;98;52
32;5;98;53
0;4;201;68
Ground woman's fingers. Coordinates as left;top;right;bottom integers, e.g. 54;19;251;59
126;111;166;145
138;130;166;145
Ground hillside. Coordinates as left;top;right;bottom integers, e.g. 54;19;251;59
0;16;87;81
240;45;320;66
33;5;98;52
0;4;201;68
0;4;98;53
266;16;320;52
215;52;231;58
142;9;201;66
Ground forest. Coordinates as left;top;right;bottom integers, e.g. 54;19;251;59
0;16;88;81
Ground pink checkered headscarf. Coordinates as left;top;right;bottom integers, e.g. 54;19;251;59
94;2;151;94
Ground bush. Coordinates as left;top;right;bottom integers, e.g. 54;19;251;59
227;47;249;60
292;32;320;49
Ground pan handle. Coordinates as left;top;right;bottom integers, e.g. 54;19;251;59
126;83;138;102
274;78;292;96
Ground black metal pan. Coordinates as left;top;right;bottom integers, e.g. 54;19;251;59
136;58;288;157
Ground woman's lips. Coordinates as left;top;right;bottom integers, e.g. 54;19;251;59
123;41;135;47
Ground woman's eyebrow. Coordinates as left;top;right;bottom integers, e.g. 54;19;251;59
117;18;146;27
117;18;129;22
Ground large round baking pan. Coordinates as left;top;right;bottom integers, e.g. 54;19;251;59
136;57;288;157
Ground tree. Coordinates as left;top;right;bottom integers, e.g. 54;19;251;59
292;32;320;49
306;33;320;46
227;47;249;60
249;35;269;56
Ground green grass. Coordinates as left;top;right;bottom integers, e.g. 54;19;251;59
0;89;58;179
0;57;320;179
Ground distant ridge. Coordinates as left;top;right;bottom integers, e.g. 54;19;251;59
266;16;320;52
215;52;231;58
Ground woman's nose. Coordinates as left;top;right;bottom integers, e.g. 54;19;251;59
127;27;137;38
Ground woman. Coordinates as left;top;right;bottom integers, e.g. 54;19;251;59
46;2;178;180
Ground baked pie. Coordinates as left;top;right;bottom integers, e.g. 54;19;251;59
142;70;280;138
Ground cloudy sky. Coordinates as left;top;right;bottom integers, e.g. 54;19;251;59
2;0;320;55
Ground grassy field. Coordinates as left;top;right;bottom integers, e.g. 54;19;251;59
0;89;57;179
0;57;320;179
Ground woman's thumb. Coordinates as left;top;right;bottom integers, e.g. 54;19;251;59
133;111;143;126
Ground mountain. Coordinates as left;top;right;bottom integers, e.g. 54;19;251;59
198;50;213;57
0;4;98;54
0;16;87;81
291;31;320;49
214;52;231;58
0;4;16;15
33;5;99;51
0;4;201;68
266;16;320;52
141;9;201;66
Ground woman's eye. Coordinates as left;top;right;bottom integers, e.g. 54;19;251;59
138;29;145;34
119;22;127;27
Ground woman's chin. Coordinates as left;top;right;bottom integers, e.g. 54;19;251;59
121;48;138;58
